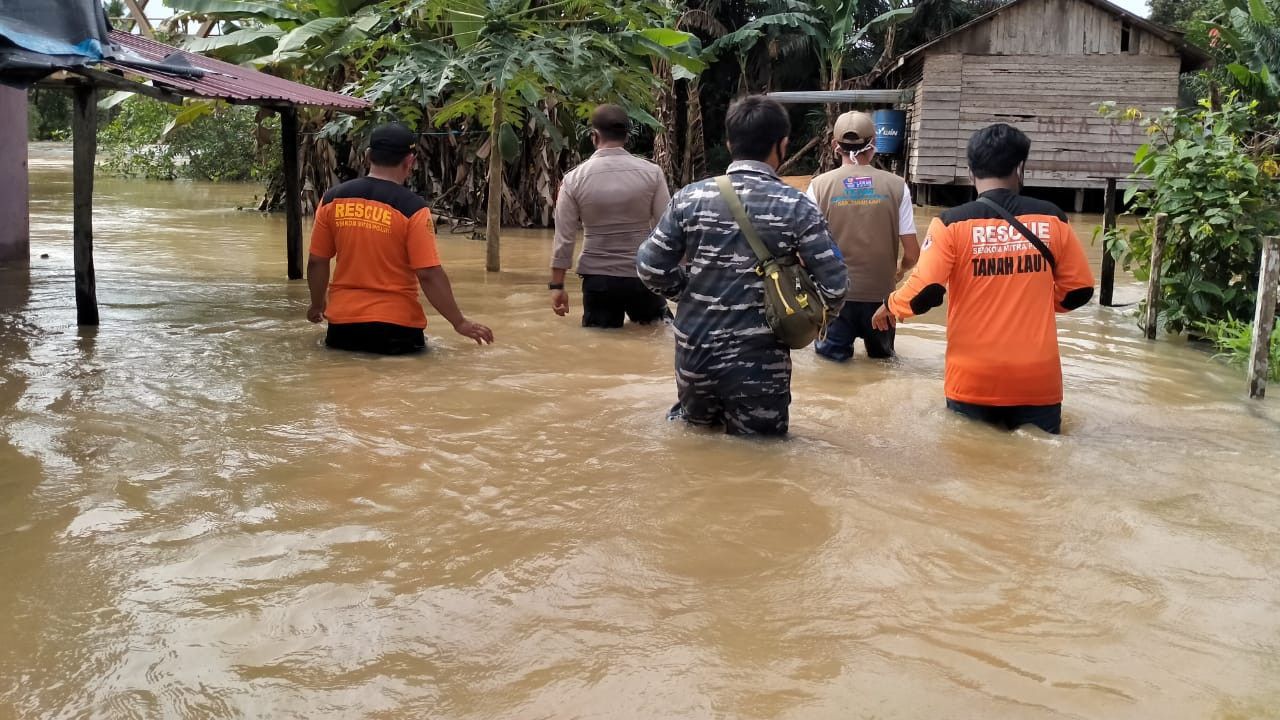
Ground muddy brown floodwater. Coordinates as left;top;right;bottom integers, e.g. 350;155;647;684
2;144;1279;719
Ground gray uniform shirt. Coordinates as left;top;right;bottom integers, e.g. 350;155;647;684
551;147;670;278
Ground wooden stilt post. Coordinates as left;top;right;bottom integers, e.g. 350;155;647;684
484;99;504;273
72;85;99;326
281;107;303;280
1099;177;1117;307
1143;212;1169;340
0;86;29;266
1074;188;1085;214
1248;236;1280;399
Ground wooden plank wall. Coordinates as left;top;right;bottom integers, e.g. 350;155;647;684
912;54;964;184
907;74;925;181
960;54;1179;187
907;0;1184;188
930;0;1179;57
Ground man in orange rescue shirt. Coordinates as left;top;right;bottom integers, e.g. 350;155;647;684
872;124;1094;434
307;123;493;354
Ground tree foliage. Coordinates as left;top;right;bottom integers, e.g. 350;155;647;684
1211;0;1280;111
1100;97;1280;334
99;97;281;182
135;0;983;228
27;89;73;141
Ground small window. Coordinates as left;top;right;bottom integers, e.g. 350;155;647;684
1121;22;1133;53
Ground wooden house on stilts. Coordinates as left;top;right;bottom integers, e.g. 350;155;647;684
883;0;1211;209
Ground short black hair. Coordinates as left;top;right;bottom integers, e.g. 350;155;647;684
370;145;412;168
591;104;630;143
725;95;790;162
966;123;1031;179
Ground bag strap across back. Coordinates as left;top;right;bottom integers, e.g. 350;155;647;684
714;175;775;265
977;196;1057;272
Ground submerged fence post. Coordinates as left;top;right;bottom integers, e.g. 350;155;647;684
1143;213;1169;340
1248;236;1280;399
73;85;99;326
281;107;303;281
1100;177;1117;307
484;99;503;273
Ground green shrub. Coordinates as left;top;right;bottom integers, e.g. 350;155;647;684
99;96;279;183
1199;316;1280;380
1100;96;1280;334
27;88;73;141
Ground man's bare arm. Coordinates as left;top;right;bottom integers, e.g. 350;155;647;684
416;266;494;344
897;233;920;282
307;255;330;323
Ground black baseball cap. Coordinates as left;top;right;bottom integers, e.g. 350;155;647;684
369;122;416;156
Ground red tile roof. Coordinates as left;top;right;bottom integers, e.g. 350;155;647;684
101;30;369;112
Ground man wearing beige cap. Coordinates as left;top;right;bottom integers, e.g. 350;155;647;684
806;111;919;361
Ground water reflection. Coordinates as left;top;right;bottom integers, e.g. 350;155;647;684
1;144;1278;719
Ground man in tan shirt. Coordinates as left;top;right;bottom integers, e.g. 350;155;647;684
550;105;671;327
805;111;919;360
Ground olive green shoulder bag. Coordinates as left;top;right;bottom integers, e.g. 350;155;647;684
714;175;831;349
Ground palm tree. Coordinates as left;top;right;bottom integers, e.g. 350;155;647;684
653;0;823;185
652;3;728;187
808;0;913;168
164;0;700;271
165;0;387;212
354;0;702;271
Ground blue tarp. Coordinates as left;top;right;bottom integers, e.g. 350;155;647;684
0;0;114;86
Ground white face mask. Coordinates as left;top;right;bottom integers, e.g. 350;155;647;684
846;141;875;164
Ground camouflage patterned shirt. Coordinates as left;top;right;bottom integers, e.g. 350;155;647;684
636;161;849;351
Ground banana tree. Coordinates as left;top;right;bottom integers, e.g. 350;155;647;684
651;0;822;186
800;0;913;168
164;0;387;212
353;0;702;272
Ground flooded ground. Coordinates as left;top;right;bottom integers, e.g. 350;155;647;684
2;144;1279;719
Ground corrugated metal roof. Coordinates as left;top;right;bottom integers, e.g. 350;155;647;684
99;30;368;112
887;0;1212;74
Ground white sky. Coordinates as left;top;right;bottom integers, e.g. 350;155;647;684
1110;0;1150;16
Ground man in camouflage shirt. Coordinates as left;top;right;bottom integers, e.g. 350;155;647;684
637;96;849;436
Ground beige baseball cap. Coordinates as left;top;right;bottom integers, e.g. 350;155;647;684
833;111;876;146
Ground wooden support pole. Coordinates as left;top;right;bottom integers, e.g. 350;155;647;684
1074;188;1085;214
281;107;303;281
1099;177;1117;307
0;86;29;265
1248;236;1280;399
484;99;504;273
1143;212;1169;340
73;86;99;326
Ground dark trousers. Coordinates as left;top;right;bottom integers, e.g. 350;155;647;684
946;399;1062;434
581;274;669;328
815;301;895;361
668;345;792;437
326;322;426;355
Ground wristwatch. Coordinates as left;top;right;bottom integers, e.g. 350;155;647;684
548;282;565;290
